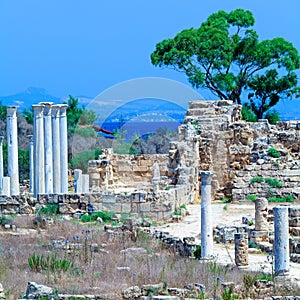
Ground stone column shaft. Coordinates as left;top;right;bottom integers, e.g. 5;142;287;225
6;106;19;195
255;197;269;231
33;105;45;197
74;169;82;194
52;105;61;193
1;177;10;196
0;136;4;193
59;104;68;193
200;171;214;259
274;205;290;275
28;135;34;194
82;174;89;193
234;233;249;266
41;102;53;194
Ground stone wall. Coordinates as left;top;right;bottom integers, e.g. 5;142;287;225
0;185;188;220
180;100;300;201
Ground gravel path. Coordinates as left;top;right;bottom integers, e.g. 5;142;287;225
155;202;300;285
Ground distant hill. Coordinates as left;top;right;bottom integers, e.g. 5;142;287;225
0;87;61;108
0;87;299;121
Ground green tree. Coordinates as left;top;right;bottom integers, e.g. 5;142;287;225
65;95;97;133
0;101;7;121
151;9;300;119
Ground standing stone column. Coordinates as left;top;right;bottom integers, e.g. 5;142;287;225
51;105;61;193
6;106;19;195
33;104;45;197
28;135;34;194
234;233;249;267
274;205;290;275
82;174;90;193
74;169;82;194
0;136;4;193
41;102;53;194
200;171;214;259
255;197;269;231
59;104;68;193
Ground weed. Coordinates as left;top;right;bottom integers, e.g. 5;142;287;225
193;245;201;259
268;195;295;203
250;175;264;184
223;205;227;211
268;147;280;158
80;211;115;223
246;194;256;201
264;177;283;188
37;204;59;216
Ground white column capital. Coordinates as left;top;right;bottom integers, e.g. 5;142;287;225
199;171;215;185
27;135;33;142
40;102;53;116
58;104;68;116
51;105;61;117
6;106;18;117
32;104;44;118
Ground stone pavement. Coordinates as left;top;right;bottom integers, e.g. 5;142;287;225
155;202;300;284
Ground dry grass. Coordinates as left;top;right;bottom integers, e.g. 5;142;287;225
0;214;298;299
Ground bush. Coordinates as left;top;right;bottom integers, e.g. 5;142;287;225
241;103;257;122
80;211;115;223
246;194;256;202
268;195;295;203
74;127;98;138
268;147;280;158
250;176;264;184
69;149;102;172
265;110;280;125
37;204;59;216
193;245;201;259
264;178;283;188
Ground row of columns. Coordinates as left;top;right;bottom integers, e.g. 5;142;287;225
199;171;290;276
32;103;68;197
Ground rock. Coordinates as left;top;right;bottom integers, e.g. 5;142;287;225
122;286;142;299
25;282;53;299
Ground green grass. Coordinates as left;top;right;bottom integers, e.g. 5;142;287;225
246;194;257;202
268;195;295;203
80;211;115;223
250;176;264;184
37;203;59;216
267;147;280;158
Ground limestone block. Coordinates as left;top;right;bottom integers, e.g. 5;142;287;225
290;227;300;237
121;203;131;213
289;217;300;227
289;207;300;217
140;202;151;212
102;195;116;203
103;203;121;213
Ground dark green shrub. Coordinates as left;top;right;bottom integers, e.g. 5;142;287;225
246;194;256;201
264;178;283;188
268;195;295;203
250;176;264;184
193;245;201;259
37;204;59;216
267;148;280;158
80;211;115;223
69;149;102;172
241;103;257;122
265;110;280;125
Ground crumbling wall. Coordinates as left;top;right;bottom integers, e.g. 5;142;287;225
180;100;300;201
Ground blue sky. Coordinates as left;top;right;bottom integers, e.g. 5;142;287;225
0;0;299;102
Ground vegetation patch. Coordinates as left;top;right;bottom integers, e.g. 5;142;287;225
268;195;295;203
268;147;281;158
80;211;115;223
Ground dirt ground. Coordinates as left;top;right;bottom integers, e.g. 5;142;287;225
156;202;300;286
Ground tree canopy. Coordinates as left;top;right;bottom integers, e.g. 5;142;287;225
151;9;300;119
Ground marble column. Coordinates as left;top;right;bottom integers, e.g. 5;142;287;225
33;104;45;197
28;135;34;194
74;169;82;194
0;136;4;193
6;106;19;195
1;177;10;196
82;174;89;193
274;205;290;276
51;105;61;193
234;233;249;267
59;104;68;193
200;171;214;259
41;102;53;194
